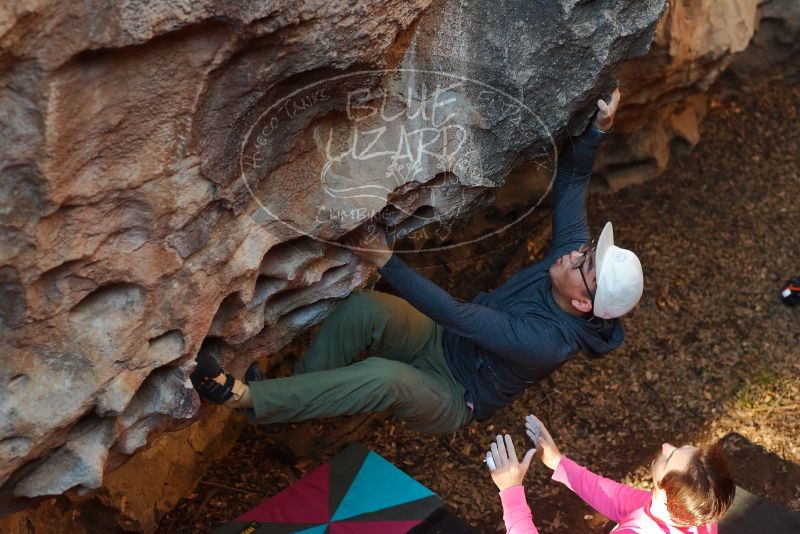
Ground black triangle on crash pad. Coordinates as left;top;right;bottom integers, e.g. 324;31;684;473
327;442;371;517
409;505;482;533
212;519;324;534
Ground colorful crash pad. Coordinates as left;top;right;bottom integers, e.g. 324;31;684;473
213;443;445;534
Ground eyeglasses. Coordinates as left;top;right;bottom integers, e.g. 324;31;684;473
571;241;596;302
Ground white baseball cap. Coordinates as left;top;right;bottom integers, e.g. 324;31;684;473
593;222;643;319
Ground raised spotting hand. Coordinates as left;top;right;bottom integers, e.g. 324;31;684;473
486;434;537;491
525;414;563;471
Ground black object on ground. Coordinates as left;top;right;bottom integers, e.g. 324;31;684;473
780;277;800;306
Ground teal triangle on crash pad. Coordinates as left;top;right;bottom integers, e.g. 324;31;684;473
330;451;434;521
295;525;328;534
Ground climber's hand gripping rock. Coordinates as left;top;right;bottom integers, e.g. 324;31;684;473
343;225;393;268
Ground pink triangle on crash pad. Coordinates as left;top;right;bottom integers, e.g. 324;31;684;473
237;463;330;524
329;520;423;533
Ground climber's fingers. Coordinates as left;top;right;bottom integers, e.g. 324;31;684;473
594;87;621;132
597;88;620;116
607;87;621;114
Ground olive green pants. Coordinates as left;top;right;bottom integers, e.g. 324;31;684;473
246;290;471;434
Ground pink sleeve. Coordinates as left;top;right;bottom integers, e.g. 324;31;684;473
551;456;652;522
498;485;539;534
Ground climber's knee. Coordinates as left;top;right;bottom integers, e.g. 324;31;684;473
354;358;453;433
357;358;414;394
358;358;431;404
330;289;385;322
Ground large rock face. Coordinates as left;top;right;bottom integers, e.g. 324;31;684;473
493;0;797;204
0;0;666;513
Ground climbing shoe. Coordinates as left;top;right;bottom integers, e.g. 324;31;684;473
190;339;235;404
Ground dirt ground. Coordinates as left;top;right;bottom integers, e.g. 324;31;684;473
158;70;800;533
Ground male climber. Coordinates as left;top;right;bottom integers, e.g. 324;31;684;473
190;88;644;434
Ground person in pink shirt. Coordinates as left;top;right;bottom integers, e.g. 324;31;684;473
485;414;735;533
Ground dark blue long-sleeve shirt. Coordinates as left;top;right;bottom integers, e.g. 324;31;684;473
378;124;624;421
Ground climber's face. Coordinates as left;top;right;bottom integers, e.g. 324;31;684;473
549;245;597;315
650;443;698;484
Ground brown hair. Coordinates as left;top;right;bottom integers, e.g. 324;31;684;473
658;444;735;527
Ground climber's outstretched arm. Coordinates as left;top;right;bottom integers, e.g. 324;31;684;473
344;229;569;367
524;414;650;523
549;88;619;254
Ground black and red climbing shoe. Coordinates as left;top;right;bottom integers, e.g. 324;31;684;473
781;277;800;307
190;340;235;404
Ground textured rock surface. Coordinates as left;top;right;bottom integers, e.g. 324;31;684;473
431;0;797;221
0;0;430;509
730;0;800;76
0;406;244;533
595;0;799;189
0;0;666;511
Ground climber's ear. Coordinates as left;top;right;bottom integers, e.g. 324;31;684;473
571;297;593;314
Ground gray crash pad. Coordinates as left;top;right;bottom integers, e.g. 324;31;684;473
720;486;800;534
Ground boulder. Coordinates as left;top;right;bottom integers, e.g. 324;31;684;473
1;0;665;523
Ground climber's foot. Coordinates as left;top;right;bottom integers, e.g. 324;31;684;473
190;340;235;404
